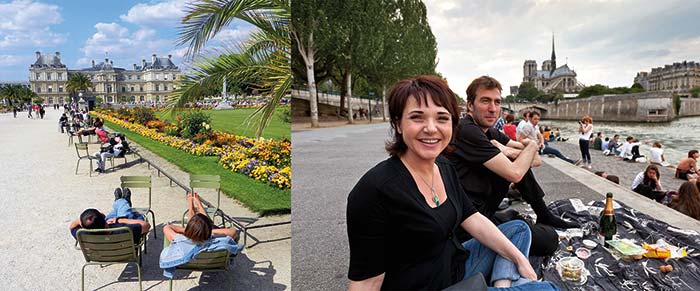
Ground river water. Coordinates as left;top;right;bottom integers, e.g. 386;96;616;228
542;116;700;164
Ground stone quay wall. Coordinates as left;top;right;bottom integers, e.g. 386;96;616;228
543;92;700;122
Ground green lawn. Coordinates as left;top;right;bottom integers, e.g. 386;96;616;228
102;119;291;216
156;108;290;140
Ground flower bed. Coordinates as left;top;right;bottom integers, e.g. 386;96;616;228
93;109;290;189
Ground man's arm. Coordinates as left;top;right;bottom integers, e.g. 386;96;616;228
483;141;539;183
69;219;81;230
348;274;385;291
118;218;151;234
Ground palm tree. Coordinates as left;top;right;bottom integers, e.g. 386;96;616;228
0;84;22;106
171;0;290;138
65;72;93;103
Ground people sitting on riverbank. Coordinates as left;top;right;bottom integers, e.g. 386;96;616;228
631;165;666;202
650;142;668;166
604;134;621;156
69;187;149;243
593;132;603;150
595;171;620;184
601;137;610;152
618;136;635;161
676;150;699;181
630;139;645;162
668;182;700;220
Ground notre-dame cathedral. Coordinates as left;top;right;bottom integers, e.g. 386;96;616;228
522;36;583;93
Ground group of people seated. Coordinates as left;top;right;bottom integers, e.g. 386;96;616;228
70;189;240;277
348;76;567;290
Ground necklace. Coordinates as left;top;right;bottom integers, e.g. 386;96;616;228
406;162;440;207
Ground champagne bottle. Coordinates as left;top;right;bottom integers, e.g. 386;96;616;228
599;192;617;245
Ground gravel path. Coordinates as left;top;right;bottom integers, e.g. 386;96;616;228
0;109;289;290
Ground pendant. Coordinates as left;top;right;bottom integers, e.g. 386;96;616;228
432;195;440;207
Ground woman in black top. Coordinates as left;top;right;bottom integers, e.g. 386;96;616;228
346;76;559;290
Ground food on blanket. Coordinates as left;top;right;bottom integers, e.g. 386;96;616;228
598;193;618;246
566;246;574;252
583;239;597;249
607;239;647;261
575;248;591;260
643;243;671;259
659;265;674;273
558;257;584;281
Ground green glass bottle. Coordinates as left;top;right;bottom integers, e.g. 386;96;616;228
599;192;617;245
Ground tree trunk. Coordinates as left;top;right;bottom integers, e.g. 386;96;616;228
381;84;387;122
306;52;319;128
338;71;348;118
346;71;354;124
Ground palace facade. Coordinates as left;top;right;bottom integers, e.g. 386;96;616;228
29;51;182;104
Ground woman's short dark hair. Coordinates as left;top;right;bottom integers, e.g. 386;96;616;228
385;75;461;157
80;208;106;229
184;213;213;244
689;150;699;158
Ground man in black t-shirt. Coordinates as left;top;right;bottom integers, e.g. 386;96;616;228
448;76;579;256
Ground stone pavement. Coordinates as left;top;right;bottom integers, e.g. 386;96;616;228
0;109;289;290
291;123;700;291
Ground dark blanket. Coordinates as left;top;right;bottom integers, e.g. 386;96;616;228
529;199;700;291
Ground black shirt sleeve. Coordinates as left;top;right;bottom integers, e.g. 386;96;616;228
71;226;80;239
490;127;511;146
347;168;389;281
453;120;503;165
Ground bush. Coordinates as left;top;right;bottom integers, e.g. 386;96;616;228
179;111;212;139
145;120;167;132
279;106;291;123
133;107;156;124
116;107;131;117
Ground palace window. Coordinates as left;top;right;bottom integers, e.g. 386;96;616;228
57;73;62;80
139;86;143;92
36;73;41;80
107;85;112;93
48;85;52;93
122;86;126;93
37;87;41;93
163;84;167;91
47;73;51;80
131;87;134;92
58;86;63;92
137;75;141;80
107;96;113;103
155;84;160;91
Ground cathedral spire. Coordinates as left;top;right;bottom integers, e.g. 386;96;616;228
550;34;556;73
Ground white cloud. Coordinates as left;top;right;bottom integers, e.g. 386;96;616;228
120;0;189;26
0;54;31;67
0;0;66;48
78;22;178;68
422;0;700;95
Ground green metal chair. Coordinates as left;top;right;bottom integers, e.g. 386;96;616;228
76;227;144;291
184;175;225;227
163;223;234;290
120;176;157;239
75;143;98;176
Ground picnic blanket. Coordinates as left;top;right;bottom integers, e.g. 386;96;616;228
530;199;700;291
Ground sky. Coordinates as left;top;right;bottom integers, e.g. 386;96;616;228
0;0;253;81
422;0;700;97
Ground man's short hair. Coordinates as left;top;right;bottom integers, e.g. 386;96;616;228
614;134;620;138
530;111;540;117
626;136;634;141
465;76;502;105
80;208;106;230
689;150;699;158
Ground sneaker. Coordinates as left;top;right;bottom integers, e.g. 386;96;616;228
498;198;510;210
587;164;592;170
123;188;132;207
114;187;123;201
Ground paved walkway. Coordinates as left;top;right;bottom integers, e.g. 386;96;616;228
0;109;289;290
292;123;700;291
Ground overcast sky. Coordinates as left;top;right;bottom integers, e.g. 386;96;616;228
422;0;700;97
0;0;252;81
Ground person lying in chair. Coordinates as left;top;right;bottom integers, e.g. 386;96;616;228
69;188;150;244
72;118;104;137
160;193;241;278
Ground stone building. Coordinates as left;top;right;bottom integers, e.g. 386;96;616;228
634;61;700;96
522;37;583;93
29;51;181;105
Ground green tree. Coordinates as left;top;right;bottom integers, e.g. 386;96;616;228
516;82;542;101
0;84;23;106
577;84;609;98
172;0;290;138
631;83;645;92
65;72;93;102
673;94;681;115
690;86;700;98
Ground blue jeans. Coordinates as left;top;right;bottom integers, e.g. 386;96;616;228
541;145;575;164
462;220;560;291
105;198;145;221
